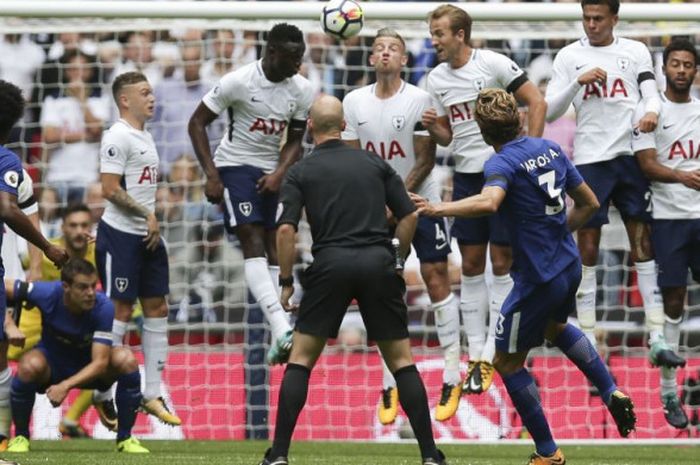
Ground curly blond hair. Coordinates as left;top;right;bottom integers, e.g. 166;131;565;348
474;88;521;146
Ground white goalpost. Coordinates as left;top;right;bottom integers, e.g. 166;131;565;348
1;1;699;443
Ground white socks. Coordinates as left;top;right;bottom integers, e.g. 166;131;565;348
635;260;665;344
576;264;598;346
112;319;129;347
433;294;461;385
0;368;11;438
460;274;488;361
245;257;292;342
142;317;168;400
483;273;513;363
660;315;682;397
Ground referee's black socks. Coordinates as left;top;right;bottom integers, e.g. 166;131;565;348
271;363;311;458
393;364;439;460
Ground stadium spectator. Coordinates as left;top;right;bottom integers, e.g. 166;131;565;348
38;187;61;239
188;22;313;365
5;259;147;453
301;32;336;96
633;38;699;430
422;3;546;396
0;34;45;108
544;0;681;370
341;28;459;423
85;182;105;228
112;31;162;88
40;50;110;205
413;88;634;465
97;71;181;426
265;93;447;465
200;29;236;86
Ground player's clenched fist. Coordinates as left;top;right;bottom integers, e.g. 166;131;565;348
45;244;69;268
421;108;439;129
577;67;607;86
204;176;224;204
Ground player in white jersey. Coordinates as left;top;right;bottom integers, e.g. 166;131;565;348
633;39;700;430
96;71;181;426
189;23;313;365
422;4;546;395
342;28;461;423
544;0;680;370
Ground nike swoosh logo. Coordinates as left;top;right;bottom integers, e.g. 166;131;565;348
469;375;481;392
575;64;587;70
439;91;448;97
662;124;674;129
358;121;368;126
139;150;147;155
435;241;448;250
251;97;263;103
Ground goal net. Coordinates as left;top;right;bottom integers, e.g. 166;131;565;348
2;1;699;442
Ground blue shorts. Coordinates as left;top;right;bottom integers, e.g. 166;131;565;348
576;157;651;228
35;343;112;392
652;219;700;288
495;259;581;354
95;220;170;302
219;166;278;232
451;172;510;245
414;216;451;263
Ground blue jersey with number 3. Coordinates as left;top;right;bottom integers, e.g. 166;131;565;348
484;137;583;283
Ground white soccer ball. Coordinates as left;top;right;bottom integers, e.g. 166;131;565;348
320;0;364;41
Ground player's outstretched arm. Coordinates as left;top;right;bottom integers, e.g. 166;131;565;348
188;102;224;203
411;186;505;219
566;182;600;232
3;306;25;348
636;148;700;190
514;81;547;137
46;342;110;407
0;191;68;268
258;120;307;194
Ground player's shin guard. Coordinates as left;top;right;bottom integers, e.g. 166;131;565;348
112;320;128;347
460;274;488;360
483;274;513;363
116;371;142;442
635;260;665;343
10;377;38;439
245;258;292;342
502;368;556;457
576;265;598;346
142;317;168;400
271;363;310;459
0;368;11;438
393;365;439;461
554;324;616;404
433;294;461;385
661;315;682;397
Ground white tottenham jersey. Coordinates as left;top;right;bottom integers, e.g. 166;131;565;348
2;169;37;279
547;37;655;166
427;49;526;173
100;119;159;235
342;81;441;201
203;60;314;173
632;96;700;219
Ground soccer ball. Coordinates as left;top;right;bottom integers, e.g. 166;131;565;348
320;0;364;41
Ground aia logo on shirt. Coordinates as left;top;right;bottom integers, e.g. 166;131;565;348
449;102;473;123
582;78;628;100
365;140;406;160
249;118;288;136
668;139;700;159
138;166;158;184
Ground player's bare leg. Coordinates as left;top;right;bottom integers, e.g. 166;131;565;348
237;224;293;365
658;286;689;428
138;296;180;426
576;227;601;347
422;260;461;420
459;243;489;394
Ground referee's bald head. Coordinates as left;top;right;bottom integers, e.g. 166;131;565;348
309;94;345;141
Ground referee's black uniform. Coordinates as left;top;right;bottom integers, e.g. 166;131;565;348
277;139;416;341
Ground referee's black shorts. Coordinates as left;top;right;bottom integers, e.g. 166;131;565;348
295;245;408;341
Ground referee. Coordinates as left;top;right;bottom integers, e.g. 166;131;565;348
258;95;447;465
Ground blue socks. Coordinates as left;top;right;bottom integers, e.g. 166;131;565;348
502;368;556;456
10;377;37;439
116;371;142;442
554;324;617;404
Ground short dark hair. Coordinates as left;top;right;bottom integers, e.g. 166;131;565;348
0;80;25;139
580;0;620;15
474;89;521;146
267;23;304;46
663;38;698;67
428;4;472;44
112;71;148;103
61;258;97;284
62;203;92;221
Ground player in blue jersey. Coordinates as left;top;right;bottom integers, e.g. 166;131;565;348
4;259;147;454
0;80;68;457
413;89;635;465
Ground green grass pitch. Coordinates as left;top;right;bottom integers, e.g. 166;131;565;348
3;440;699;465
